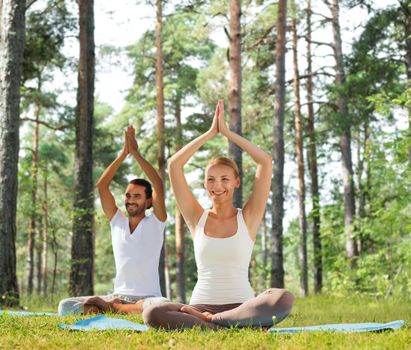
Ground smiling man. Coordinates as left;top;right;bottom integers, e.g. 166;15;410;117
58;125;168;315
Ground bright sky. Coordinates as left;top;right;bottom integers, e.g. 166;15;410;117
94;0;154;112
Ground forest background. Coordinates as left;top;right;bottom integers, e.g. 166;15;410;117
0;0;410;308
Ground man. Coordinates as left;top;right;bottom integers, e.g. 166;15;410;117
58;125;168;315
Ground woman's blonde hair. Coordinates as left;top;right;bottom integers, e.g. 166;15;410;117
205;157;240;178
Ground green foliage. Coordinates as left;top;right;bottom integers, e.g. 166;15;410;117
22;0;77;83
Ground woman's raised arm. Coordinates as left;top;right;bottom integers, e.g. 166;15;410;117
168;102;220;235
218;102;272;240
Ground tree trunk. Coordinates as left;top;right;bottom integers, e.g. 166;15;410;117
305;0;322;293
155;0;170;299
291;9;308;297
50;227;58;301
270;0;287;288
329;0;357;267
356;130;362;254
69;0;95;296
260;208;268;289
401;0;411;162
35;222;42;294
32;105;42;294
26;214;35;293
0;0;25;307
228;0;243;208
174;97;185;303
42;164;49;296
356;123;369;254
26;99;41;294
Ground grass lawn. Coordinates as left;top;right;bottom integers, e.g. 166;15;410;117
0;295;409;349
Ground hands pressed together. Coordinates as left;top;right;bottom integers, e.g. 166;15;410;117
121;125;139;157
123;99;227;156
209;99;230;137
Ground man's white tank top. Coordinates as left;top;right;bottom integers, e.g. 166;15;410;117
189;209;255;305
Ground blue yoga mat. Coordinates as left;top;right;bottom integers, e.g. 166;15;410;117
59;315;149;332
269;320;405;334
59;315;405;333
0;310;57;316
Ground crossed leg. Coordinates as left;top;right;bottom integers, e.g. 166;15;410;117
143;288;294;330
211;288;294;327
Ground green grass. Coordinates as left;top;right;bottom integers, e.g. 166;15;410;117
0;295;410;349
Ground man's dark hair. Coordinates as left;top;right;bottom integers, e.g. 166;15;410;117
129;178;153;209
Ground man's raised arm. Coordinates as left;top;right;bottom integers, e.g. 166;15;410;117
127;125;167;222
96;131;129;221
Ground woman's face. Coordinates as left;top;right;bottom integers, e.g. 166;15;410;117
204;164;240;203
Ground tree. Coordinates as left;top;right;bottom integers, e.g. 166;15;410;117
174;96;185;303
154;0;171;300
69;0;95;296
399;0;411;161
328;0;357;267
270;0;287;288
0;0;25;306
228;0;243;208
305;0;322;293
291;1;308;297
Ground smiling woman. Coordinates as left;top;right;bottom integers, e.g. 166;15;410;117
205;157;240;203
141;100;294;330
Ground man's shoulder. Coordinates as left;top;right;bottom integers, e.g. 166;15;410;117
143;212;166;229
110;209;127;226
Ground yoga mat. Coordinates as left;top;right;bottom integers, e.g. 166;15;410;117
0;310;57;316
59;315;149;332
59;315;405;333
269;320;405;334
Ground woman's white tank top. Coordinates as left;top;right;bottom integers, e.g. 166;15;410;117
189;209;255;305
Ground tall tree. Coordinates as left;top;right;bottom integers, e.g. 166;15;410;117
25;84;41;294
270;0;287;288
174;95;185;303
41;161;49;296
0;0;25;306
305;0;322;293
328;0;357;266
155;0;170;299
69;0;95;296
228;0;243;208
291;2;308;297
400;0;411;162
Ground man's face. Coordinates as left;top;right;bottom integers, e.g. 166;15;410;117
124;184;150;217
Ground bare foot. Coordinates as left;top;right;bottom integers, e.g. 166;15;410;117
84;296;121;313
180;305;213;322
83;304;101;315
202;311;213;322
110;300;144;314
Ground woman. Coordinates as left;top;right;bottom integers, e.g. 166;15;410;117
144;100;294;329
